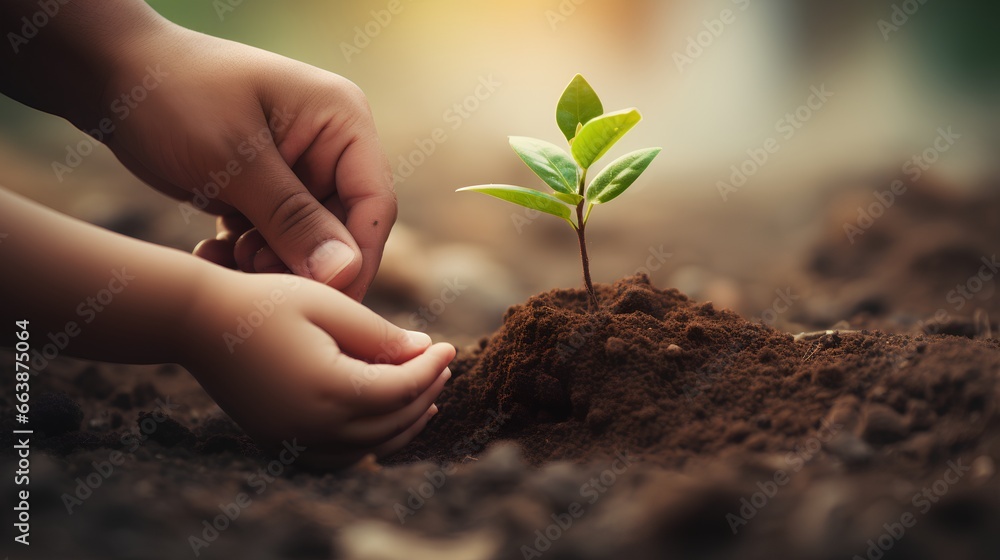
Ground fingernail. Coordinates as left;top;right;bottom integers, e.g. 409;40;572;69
307;240;354;284
442;367;452;381
429;404;439;417
254;246;285;273
405;329;432;347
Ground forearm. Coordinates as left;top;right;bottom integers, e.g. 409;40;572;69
0;188;210;365
0;0;169;128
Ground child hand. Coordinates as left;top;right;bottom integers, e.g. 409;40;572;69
0;1;394;300
101;22;395;301
181;268;454;468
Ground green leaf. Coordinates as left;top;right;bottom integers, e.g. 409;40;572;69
456;185;575;226
508;136;580;195
571;108;642;169
556;74;604;142
552;191;584;205
586;148;661;204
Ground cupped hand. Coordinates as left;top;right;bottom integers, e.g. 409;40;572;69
180;268;454;468
100;22;394;300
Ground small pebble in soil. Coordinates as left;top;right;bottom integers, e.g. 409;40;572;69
859;402;910;443
825;395;861;432
474;442;524;484
529;461;586;510
351;454;382;474
604;336;627;355
970;456;995;484
824;432;874;466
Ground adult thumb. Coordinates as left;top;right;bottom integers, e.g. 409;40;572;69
230;148;362;287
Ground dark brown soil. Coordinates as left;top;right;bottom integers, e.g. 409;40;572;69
3;267;1000;559
405;275;999;475
794;178;1000;335
391;275;1000;560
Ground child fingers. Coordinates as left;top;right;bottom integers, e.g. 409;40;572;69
337;369;449;444
369;404;439;459
307;294;433;364
234;228;268;273
193;238;238;269
218;213;253;238
336;343;455;414
290;405;438;470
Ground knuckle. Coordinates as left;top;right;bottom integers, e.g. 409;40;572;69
339;79;371;113
384;191;399;226
266;190;322;239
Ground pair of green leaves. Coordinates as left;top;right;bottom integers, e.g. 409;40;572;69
458;74;661;229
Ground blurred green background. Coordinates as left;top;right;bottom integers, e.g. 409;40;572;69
1;0;997;342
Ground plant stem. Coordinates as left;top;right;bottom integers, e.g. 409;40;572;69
575;202;598;310
576;167;597;310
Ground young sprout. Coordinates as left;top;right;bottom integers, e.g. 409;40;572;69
457;74;661;309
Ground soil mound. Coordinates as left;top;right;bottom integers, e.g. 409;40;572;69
405;274;1000;470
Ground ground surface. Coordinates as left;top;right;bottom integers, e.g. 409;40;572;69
2;178;999;560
